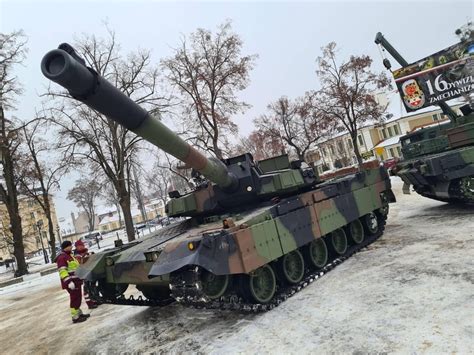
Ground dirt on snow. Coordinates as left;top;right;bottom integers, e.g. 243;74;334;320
0;177;473;354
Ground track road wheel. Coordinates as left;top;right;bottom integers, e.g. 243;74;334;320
277;250;305;284
379;203;389;216
362;212;379;235
200;269;229;300
241;265;276;304
349;219;365;244
330;228;348;255
458;176;474;202
304;238;328;269
98;280;128;300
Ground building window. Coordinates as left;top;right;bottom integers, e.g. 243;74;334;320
337;141;344;152
432;113;440;121
347;139;353;149
30;212;35;220
381;129;387;139
393;125;400;135
389;148;396;158
357;135;364;146
396;146;402;156
388;126;393;137
28;200;34;208
330;145;335;155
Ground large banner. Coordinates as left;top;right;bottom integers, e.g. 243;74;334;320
393;40;474;112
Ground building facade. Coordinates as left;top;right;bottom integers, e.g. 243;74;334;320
0;194;60;261
97;199;166;233
307;105;463;171
71;211;100;235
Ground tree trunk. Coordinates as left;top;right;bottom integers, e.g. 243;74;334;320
1;106;28;275
117;182;135;242
3;158;27;274
213;134;223;159
9;209;27;276
43;194;56;260
115;202;122;226
88;215;94;232
352;135;365;171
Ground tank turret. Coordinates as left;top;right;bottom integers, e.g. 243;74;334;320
42;44;320;218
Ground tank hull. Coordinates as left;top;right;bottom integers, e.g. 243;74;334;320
396;146;474;203
79;166;395;308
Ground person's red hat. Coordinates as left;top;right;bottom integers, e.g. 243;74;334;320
74;239;85;247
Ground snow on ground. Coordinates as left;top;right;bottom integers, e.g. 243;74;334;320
0;177;473;354
0;225;163;281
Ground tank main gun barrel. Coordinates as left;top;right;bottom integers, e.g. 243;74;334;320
41;44;237;190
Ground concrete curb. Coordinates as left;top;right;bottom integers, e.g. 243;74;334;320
0;277;24;289
39;267;57;276
0;266;56;289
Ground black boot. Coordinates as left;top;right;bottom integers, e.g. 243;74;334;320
72;316;88;324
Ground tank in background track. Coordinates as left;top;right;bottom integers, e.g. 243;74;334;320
392;106;474;204
375;31;474;204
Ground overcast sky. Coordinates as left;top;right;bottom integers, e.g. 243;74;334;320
1;0;471;230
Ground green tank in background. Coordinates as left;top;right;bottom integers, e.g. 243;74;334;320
375;32;474;204
41;43;395;311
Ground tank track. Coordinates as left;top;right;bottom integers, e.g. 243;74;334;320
85;281;175;307
417;175;474;204
86;215;387;311
169;215;387;313
85;221;194;307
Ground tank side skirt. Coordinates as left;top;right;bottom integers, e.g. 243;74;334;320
168;214;387;312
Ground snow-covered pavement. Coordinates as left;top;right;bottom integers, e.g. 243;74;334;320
0;177;473;354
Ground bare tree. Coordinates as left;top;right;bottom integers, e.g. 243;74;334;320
17;118;69;260
67;177;101;232
455;21;473;42
145;161;172;211
153;152;193;192
0;30;29;275
455;22;473;106
254;94;333;162
46;28;169;242
234;130;285;161
315;42;391;169
100;182;122;227
162;21;257;159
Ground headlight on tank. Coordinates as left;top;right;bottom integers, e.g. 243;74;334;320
187;241;200;251
145;251;160;262
105;257;115;266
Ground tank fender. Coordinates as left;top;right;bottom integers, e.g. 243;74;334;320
148;230;238;277
384;188;397;203
75;252;107;281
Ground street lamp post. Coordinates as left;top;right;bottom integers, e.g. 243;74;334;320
36;221;49;264
56;225;62;244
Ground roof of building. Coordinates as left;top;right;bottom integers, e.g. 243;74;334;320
373;135;403;149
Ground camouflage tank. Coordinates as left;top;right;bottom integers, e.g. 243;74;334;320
393;107;474;203
41;43;395;311
375;32;474;204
